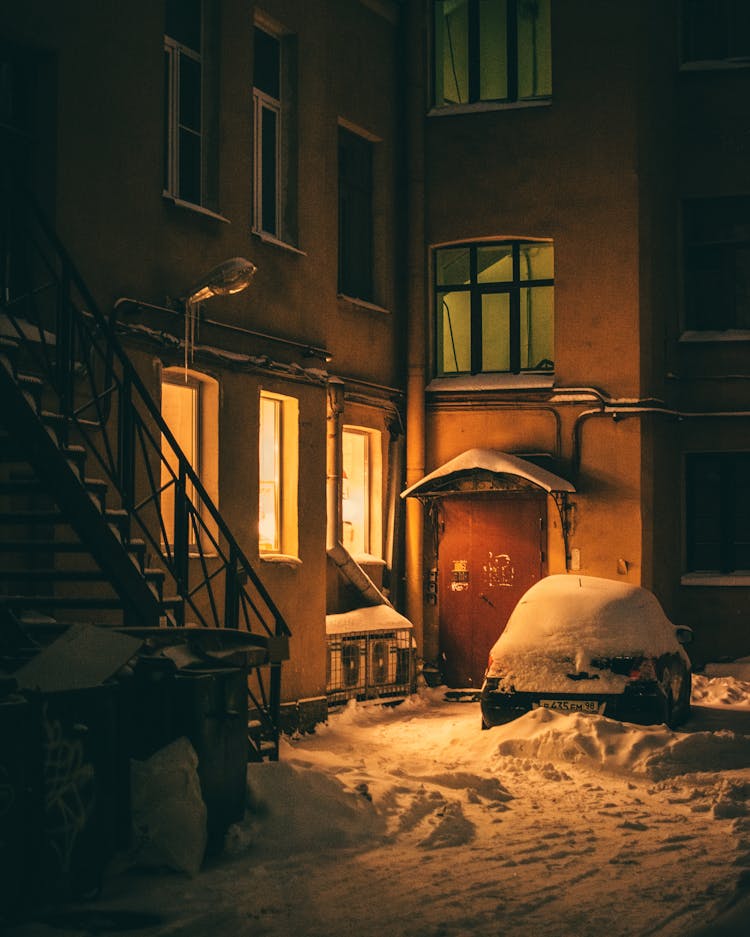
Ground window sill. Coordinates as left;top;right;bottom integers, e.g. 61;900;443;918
427;373;555;392
681;573;750;587
679;330;750;343
337;294;390;315
252;229;307;256
352;554;385;567
428;98;551;118
260;553;302;568
162;191;231;224
680;60;750;72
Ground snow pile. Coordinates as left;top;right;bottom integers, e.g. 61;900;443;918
693;673;750;708
474;706;750;781
240;758;385;858
487;575;688;692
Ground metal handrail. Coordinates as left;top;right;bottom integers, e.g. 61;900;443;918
1;160;290;745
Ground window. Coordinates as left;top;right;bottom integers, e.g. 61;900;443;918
160;368;219;548
683;197;750;331
433;0;551;108
338;126;374;302
342;427;382;558
686;453;750;573
259;391;299;557
164;0;218;208
253;22;297;243
435;240;554;376
682;0;750;65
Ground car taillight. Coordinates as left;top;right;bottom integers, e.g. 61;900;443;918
629;657;657;681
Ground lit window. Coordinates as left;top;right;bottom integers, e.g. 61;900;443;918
259;391;299;556
338;126;374;302
435;240;554;376
160;369;219;548
164;0;218;208
682;0;750;65
342;428;382;558
683;197;750;331
686;452;750;573
433;0;551;108
253;22;297;244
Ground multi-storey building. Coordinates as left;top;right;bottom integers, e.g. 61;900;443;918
402;0;750;683
2;0;749;735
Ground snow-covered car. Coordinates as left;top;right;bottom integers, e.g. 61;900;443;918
480;575;692;730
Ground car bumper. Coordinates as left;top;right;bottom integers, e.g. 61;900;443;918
480;685;667;728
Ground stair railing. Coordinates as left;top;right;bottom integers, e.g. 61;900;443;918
1;158;290;752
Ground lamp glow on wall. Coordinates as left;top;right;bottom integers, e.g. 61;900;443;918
183;257;258;371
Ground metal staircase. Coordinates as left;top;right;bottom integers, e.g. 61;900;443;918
0;161;290;761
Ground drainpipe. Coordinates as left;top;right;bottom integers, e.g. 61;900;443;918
403;0;426;651
326;377;391;607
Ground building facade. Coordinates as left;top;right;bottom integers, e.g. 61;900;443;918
2;0;749;729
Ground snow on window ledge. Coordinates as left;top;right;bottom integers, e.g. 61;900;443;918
260;553;302;568
679;330;750;343
352;553;386;567
427;373;555;392
681;572;750;587
337;294;390;315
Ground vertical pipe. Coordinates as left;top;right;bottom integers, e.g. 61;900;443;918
326;377;345;550
403;0;426;652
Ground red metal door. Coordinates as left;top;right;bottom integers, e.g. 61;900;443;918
437;495;546;688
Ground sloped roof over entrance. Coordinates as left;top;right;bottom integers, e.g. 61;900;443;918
401;448;576;499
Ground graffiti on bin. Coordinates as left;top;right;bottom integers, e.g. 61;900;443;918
42;707;95;876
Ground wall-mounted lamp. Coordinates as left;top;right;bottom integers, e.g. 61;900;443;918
183;257;257;370
184;257;257;305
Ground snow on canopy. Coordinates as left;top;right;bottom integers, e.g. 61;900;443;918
326;604;413;636
400;448;575;498
487;575;689;692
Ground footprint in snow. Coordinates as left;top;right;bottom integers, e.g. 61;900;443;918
418;801;476;849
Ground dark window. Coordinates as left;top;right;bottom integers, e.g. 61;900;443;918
164;0;203;204
682;0;750;64
338;127;373;302
252;25;297;244
435;240;553;376
686;453;750;573
684;197;750;331
433;0;551;108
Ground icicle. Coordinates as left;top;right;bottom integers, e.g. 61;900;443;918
184;297;200;379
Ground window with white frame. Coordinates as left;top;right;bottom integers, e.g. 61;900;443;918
253;21;297;244
435;240;554;376
164;0;218;209
160;368;219;548
433;0;552;109
683;196;750;332
259;391;299;556
342;427;382;558
682;0;750;66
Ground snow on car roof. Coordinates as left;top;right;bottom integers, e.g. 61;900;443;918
491;574;683;659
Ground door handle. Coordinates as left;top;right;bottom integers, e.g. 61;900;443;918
479;593;495;608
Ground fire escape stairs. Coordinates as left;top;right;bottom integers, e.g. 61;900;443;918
0;168;291;763
0;338;169;629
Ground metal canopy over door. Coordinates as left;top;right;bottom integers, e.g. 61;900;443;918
437;493;546;688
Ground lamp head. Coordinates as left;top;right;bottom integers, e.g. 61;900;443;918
186;257;257;305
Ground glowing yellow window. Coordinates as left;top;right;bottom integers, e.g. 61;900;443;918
342;427;382;559
259;391;298;557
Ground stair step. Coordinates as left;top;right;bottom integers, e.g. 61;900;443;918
0;568;111;582
0;539;146;562
2;594;128;610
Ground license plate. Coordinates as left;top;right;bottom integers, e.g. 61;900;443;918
536;699;605;714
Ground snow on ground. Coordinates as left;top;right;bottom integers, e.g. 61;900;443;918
9;672;750;937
